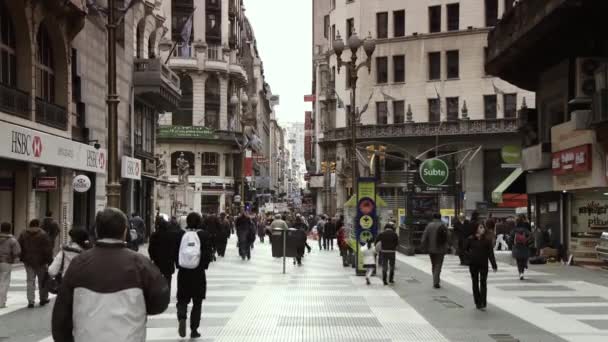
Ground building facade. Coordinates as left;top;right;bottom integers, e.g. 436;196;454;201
311;0;535;225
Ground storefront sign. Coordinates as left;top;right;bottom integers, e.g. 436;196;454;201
121;156;141;180
552;144;592;176
157;126;216;139
501;145;522;164
419;158;449;186
0;121;106;173
72;175;91;193
35;176;58;191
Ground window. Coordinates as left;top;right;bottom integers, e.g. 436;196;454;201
148;35;156;58
393;55;405;83
484;95;497;119
446;50;459;79
205;75;220;129
376;12;388;39
428;52;440;80
174;75;193;126
225;154;233;177
135;22;143;58
447;3;459;31
323;15;329;39
446;97;459;121
201;152;219;176
429;6;441;33
36;25;55;103
376;57;388;84
504;93;517;118
331;0;336;10
485;0;498;27
393;100;405;123
0;2;17;87
428;99;440;122
376;102;388;124
346;18;354;38
206;0;221;43
135;102;154;154
393;10;405;37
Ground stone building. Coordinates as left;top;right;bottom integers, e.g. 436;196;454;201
311;0;535;225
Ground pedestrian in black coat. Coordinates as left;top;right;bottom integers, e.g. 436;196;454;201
236;213;254;260
464;223;498;311
148;218;177;288
216;213;231;257
453;215;469;265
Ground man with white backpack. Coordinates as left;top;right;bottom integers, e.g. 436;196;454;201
175;212;212;339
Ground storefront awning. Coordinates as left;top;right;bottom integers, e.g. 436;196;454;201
492;167;525;204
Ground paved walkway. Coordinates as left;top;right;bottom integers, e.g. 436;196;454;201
397;253;608;342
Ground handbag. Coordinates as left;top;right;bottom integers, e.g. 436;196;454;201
45;251;65;295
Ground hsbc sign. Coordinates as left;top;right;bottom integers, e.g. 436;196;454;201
1;122;106;174
121;156;141;180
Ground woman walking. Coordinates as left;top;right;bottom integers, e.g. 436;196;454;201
511;216;531;280
465;223;497;311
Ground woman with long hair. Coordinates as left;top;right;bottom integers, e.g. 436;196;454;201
464;223;498;311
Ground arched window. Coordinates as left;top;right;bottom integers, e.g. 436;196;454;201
36;24;54;102
205;75;220;129
173;75;192;126
201;152;219;176
171;151;195;176
0;2;16;86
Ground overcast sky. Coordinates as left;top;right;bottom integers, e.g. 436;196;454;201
244;0;312;124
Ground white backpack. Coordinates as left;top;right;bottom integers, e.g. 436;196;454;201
178;230;201;269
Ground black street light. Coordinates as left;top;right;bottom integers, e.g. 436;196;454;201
106;0;120;208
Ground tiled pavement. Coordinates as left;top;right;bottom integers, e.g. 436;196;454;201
0;267;55;317
397;253;608;342
29;241;448;342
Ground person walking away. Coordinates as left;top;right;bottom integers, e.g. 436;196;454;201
41;211;60;252
51;208;169;342
316;215;326;250
216;213;231;257
175;212;213;338
47;228;89;289
363;242;376;285
127;213;146;251
421;214;449;289
511;217;531;280
485;218;497;246
203;214;220;261
375;224;398;285
324;217;337;250
464;223;498;310
18;219;52;308
293;216;312;253
0;222;21;308
293;225;307;266
453;215;468;265
236;212;254;260
337;224;349;267
494;218;509;251
148;218;177;289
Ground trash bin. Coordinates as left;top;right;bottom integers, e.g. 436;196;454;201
271;228;299;258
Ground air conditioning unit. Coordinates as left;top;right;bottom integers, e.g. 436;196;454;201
572;109;591;130
575;58;607;100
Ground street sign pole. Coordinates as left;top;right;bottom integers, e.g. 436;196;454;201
282;227;286;274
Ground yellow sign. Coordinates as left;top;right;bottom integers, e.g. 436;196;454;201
357;181;375;200
360;215;373;229
440;209;455;217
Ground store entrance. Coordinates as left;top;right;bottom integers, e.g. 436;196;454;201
0;170;14;231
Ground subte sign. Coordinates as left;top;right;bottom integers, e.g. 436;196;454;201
419;158;449;186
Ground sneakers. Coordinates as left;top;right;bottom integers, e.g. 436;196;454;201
40;299;50;307
389;279;395;284
178;319;186;338
191;330;201;338
383;280;388;286
519;273;525;280
433;284;441;289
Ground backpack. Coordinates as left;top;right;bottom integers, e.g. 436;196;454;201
436;224;448;246
515;231;527;246
178;230;201;269
128;226;139;243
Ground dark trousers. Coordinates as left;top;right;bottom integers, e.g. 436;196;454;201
216;241;227;257
323;237;334;250
516;258;528;274
429;253;445;286
295;247;305;265
469;264;488;308
163;273;172;292
177;294;203;330
457;238;467;264
318;234;323;250
305;241;311;252
381;252;396;282
238;241;251;259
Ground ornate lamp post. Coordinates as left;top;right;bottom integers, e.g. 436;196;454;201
333;29;375;207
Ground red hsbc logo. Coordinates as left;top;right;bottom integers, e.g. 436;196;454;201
98;152;106;169
32;136;43;158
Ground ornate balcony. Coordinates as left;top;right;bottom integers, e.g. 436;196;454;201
133;58;182;112
0;84;31;119
205;46;247;84
35;98;68;130
320;118;518;143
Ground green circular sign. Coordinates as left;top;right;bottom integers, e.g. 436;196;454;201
501;145;522;164
419;158;449;186
359;215;373;229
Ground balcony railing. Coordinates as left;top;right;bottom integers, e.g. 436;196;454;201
35;98;68;130
320;118;518;142
0;83;31;119
134;58;182;111
207;45;224;61
172;43;194;58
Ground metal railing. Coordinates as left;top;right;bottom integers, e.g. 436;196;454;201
35;98;67;130
172;43;194;58
0;83;31;119
134;58;181;90
207;45;224;61
321;118;519;142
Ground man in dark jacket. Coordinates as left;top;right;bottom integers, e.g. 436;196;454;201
236;213;255;260
52;208;169;342
216;213;231;257
18;219;52;308
0;222;21;308
148;218;177;289
175;212;213;338
453;214;469;264
293;216;311;253
375;224;399;285
421;214;449;289
41;211;60;250
323;217;337;250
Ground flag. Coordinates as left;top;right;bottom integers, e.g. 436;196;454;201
180;11;194;44
434;85;444;114
492;81;503;111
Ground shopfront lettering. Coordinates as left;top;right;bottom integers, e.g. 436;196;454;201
58;147;74;159
577;201;608;229
11;131;32;156
552;144;592;176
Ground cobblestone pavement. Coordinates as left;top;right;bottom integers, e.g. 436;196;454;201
397;253;608;342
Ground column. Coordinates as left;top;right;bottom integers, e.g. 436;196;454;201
192;73;207;126
221;0;229;46
193;0;206;42
219;192;226;213
192;186;202;213
335;143;347;213
219;75;228;130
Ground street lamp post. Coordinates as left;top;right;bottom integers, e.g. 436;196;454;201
106;0;121;208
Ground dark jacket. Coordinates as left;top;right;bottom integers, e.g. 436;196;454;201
293;221;308;232
236;216;255;243
464;235;497;269
464;219;479;239
148;229;178;276
175;229;213;299
52;239;170;342
511;226;531;259
18;227;53;267
0;233;21;264
324;221;337;238
129;216;146;244
453;219;468;239
376;228;399;252
42;217;60;242
421;219;449;255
